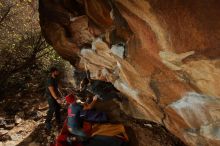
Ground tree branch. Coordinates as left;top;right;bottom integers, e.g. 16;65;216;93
0;5;13;25
36;48;53;59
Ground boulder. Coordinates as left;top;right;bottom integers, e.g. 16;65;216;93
39;0;220;145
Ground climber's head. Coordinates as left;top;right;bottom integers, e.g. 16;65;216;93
50;67;59;78
65;94;76;104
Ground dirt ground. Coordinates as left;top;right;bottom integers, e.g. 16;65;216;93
0;94;186;146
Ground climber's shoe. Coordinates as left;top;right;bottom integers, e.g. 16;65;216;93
45;122;52;131
56;124;62;131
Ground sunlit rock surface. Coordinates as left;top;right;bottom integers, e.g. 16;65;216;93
39;0;220;145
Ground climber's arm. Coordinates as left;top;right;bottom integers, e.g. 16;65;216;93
48;86;60;100
83;95;98;110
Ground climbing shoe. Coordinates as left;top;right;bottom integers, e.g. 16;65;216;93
45;122;52;131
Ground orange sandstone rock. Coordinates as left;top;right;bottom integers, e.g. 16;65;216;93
39;0;220;145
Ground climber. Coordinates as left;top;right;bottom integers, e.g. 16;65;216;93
45;67;63;131
65;93;98;141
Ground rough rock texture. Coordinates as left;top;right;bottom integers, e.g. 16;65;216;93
39;0;220;145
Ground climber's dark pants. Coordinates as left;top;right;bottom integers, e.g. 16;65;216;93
45;97;61;125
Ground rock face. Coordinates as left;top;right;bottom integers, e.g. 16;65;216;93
39;0;220;145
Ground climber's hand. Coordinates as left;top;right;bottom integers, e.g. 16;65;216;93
57;99;62;104
93;95;98;101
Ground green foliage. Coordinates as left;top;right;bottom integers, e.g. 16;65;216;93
0;0;67;97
